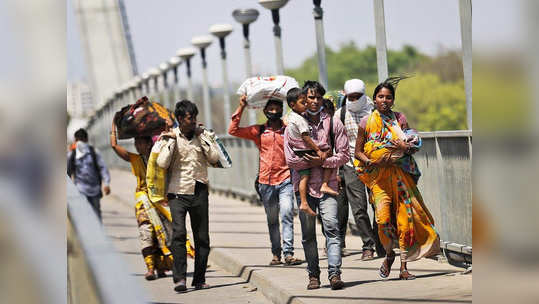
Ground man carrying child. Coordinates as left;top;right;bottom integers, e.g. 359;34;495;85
284;81;350;290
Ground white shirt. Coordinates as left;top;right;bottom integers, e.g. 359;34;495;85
286;111;310;140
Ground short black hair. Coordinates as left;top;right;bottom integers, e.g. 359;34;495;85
286;88;303;107
174;100;198;120
372;82;395;100
74;128;88;142
264;98;284;111
302;80;326;97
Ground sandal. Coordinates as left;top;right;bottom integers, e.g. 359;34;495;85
378;255;395;278
399;269;416;280
284;256;303;265
269;256;282;265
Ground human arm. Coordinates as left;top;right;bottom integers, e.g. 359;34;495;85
228;95;261;145
96;152;111;195
321;118;350;169
283;129;318;171
110;121;129;162
156;134;176;169
300;133;326;159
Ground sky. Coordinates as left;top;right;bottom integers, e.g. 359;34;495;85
67;0;523;87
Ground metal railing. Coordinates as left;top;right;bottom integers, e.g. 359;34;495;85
67;177;145;304
91;130;472;257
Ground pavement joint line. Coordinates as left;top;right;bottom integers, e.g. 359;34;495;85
209;248;306;304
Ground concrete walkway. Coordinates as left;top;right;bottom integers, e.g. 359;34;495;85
103;169;471;304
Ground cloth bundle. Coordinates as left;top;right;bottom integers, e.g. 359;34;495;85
147;139;168;203
114;96;174;139
236;75;299;109
198;129;232;169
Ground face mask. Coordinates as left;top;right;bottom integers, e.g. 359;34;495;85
346;95;366;112
264;111;283;121
306;106;324;116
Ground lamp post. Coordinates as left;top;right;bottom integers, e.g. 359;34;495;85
159;62;170;89
133;75;142;98
312;0;328;89
148;68;161;97
210;23;233;128
191;35;214;130
459;0;472;130
177;48;196;101
159;62;171;107
233;8;260;125
258;0;289;75
169;56;182;107
373;0;389;82
141;72;150;95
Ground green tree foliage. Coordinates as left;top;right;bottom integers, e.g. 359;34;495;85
393;73;466;131
285;42;467;131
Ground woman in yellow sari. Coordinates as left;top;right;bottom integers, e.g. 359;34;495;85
110;121;194;280
354;80;440;280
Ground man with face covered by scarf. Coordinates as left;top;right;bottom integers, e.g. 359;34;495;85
333;79;385;260
228;95;303;266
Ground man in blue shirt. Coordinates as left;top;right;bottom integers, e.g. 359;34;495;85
68;128;111;221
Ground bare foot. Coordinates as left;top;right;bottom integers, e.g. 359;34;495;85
320;183;338;196
299;203;317;216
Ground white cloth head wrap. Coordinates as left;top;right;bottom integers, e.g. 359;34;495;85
344;79;366;95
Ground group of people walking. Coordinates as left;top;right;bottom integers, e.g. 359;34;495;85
68;76;439;293
229;78;440;289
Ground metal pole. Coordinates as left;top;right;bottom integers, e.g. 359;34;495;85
200;48;212;130
243;24;253;78
243;23;258;125
185;59;194;101
373;0;389;82
271;9;285;75
313;0;328;89
172;65;180;108
219;37;232;129
459;0;472;130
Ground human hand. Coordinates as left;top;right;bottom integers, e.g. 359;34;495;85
195;124;205;136
159;129;175;140
371;154;393;167
303;153;323;167
316;150;327;160
103;186;111;195
390;139;410;152
239;94;247;109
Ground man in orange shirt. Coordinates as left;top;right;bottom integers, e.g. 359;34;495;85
228;95;302;266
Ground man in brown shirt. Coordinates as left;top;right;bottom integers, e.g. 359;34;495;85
156;100;220;292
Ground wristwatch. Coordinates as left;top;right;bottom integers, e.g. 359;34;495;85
364;159;372;166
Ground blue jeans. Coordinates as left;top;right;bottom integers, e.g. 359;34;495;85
257;178;295;258
296;193;342;279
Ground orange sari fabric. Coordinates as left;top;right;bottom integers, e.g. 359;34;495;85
358;110;440;261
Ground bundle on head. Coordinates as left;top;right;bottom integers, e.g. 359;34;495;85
113;96;174;139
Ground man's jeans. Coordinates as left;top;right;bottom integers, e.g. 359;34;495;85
296;193;342;279
257;179;295;258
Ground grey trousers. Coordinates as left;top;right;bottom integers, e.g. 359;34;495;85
337;165;384;254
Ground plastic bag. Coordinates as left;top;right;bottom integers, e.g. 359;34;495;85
198;129;232;168
113;96;174;139
236;75;299;109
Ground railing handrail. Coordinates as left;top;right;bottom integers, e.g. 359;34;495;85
67;176;145;304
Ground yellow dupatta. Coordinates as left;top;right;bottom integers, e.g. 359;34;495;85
356;110;440;261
